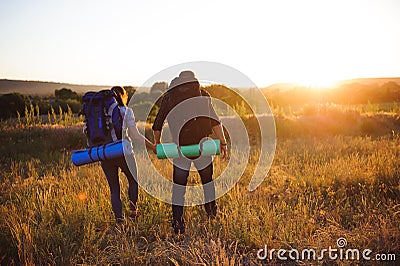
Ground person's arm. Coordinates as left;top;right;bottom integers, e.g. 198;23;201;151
128;126;156;153
152;93;169;145
153;130;162;144
124;107;156;153
212;124;228;159
201;89;227;159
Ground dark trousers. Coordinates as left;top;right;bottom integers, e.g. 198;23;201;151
101;157;138;220
172;156;217;225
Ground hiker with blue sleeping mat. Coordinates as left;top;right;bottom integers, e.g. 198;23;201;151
79;86;155;224
152;70;228;235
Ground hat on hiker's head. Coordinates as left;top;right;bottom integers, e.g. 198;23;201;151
168;70;199;90
178;70;197;81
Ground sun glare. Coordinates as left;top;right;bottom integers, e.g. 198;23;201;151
293;77;340;90
77;192;87;201
288;65;343;90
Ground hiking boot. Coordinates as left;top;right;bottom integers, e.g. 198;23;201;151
114;217;125;233
116;217;125;224
205;202;217;219
129;210;139;219
172;220;185;235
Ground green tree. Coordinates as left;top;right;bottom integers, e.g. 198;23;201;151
381;81;400;102
150;81;168;94
55;88;79;100
0;93;28;119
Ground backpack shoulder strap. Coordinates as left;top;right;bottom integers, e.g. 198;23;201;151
200;89;211;97
107;101;120;141
88;92;99;146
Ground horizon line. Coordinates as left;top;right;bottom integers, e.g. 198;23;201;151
1;76;400;89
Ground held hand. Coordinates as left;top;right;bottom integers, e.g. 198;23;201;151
220;142;228;160
152;144;157;154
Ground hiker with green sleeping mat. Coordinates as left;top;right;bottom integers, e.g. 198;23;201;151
152;70;228;235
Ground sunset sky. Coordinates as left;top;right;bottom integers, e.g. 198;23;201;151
0;0;399;88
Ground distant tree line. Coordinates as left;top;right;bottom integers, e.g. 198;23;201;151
0;83;168;121
1;81;399;120
0;88;82;120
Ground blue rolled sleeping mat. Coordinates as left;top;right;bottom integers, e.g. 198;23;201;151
72;140;133;166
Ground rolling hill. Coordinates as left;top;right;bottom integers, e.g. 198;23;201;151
262;77;400;91
0;79;111;96
340;77;400;86
1;77;399;96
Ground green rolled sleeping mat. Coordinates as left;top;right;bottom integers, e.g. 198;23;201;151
156;143;179;159
156;139;220;159
201;139;221;155
180;144;201;158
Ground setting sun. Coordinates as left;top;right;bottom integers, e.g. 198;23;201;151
292;77;340;89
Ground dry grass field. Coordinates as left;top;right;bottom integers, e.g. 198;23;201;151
0;108;399;265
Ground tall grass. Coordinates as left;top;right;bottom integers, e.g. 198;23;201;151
0;110;399;264
12;104;81;127
270;102;400;118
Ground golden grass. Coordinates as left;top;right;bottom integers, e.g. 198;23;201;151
0;115;399;265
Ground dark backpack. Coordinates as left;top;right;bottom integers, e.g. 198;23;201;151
81;90;123;147
166;83;213;146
